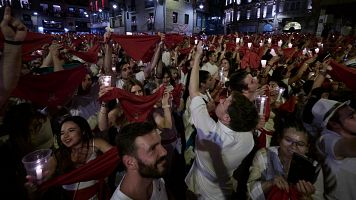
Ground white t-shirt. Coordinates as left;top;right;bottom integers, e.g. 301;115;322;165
110;176;168;200
320;129;356;200
185;96;254;200
115;71;145;89
201;62;218;76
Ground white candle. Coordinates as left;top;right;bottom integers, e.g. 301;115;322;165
288;43;293;48
220;67;224;82
315;48;320;54
35;165;42;180
268;38;272;43
236;38;240;43
276;88;285;102
111;67;116;72
261;60;267;68
278;40;283;47
302;48;307;55
259;96;266;115
270;49;277;57
248;42;252;49
194;39;198;45
259;42;263;47
321;43;323;48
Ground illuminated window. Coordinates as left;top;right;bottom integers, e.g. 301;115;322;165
237;11;240;21
247;10;251;20
236;0;241;5
272;4;276;16
173;12;178;23
263;6;267;18
257;8;260;18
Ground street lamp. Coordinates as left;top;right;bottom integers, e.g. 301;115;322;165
99;8;102;12
113;4;117;9
199;3;204;9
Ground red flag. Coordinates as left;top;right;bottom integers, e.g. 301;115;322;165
11;66;87;107
111;35;160;62
69;44;100;63
99;86;165;122
329;60;356;91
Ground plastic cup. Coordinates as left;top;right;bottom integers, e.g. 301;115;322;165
22;149;52;185
99;75;112;86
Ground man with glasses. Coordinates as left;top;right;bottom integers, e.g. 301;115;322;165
312;98;356;200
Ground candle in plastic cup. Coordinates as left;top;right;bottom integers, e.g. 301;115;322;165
22;149;52;185
236;38;240;43
248;42;252;49
261;60;267;68
100;75;112;86
256;95;267;116
268;38;272;43
194;39;198;45
270;49;277;57
276;88;285;102
288;43;293;48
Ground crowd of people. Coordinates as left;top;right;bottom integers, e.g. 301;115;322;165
0;6;356;200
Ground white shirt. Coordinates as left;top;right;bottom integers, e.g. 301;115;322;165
320;129;356;200
201;62;218;76
110;176;168;200
185;96;254;200
115;71;145;89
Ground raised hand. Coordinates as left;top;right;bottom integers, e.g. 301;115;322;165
0;7;27;42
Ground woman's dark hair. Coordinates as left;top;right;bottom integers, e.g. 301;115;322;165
55;116;94;173
228;70;249;92
271;116;309;146
123;78;145;95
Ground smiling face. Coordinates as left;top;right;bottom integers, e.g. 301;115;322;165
60;121;83;149
279;127;309;159
133;130;168;178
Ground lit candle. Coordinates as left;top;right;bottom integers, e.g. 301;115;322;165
321;43;323;48
268;38;272;43
111;67;116;72
35;165;42;180
259;42;263;47
315;48;319;54
194;39;198;45
259;96;266;116
236;37;240;43
288;43;293;48
248;42;252;49
261;60;267;68
302;48;307;55
270;49;277;57
220;67;225;82
100;75;112;86
278;40;283;47
276;88;285;102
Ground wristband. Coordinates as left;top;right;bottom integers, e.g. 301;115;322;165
4;39;23;45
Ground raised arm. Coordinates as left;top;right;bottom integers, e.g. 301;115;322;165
144;40;163;79
0;7;27;108
189;41;203;98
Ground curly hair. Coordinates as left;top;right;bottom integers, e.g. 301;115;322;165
227;92;258;132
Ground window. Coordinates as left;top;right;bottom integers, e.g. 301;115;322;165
184;14;189;24
144;0;154;8
131;16;136;24
68;7;75;13
147;13;154;30
237;11;240;21
247;10;251;20
257;7;260;18
40;3;48;12
172;12;178;23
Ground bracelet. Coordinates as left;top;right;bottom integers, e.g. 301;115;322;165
4;39;23;45
162;105;170;108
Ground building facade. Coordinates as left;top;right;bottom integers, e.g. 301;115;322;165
95;0;199;35
2;0;90;33
223;0;314;34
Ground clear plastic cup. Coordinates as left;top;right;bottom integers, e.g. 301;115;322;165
22;149;52;185
99;75;112;86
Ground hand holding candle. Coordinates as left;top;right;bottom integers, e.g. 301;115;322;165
236;37;240;44
22;149;52;185
261;60;267;68
99;75;112;86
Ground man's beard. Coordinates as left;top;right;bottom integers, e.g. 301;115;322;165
136;155;167;179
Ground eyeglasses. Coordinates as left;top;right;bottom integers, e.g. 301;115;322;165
283;136;307;148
